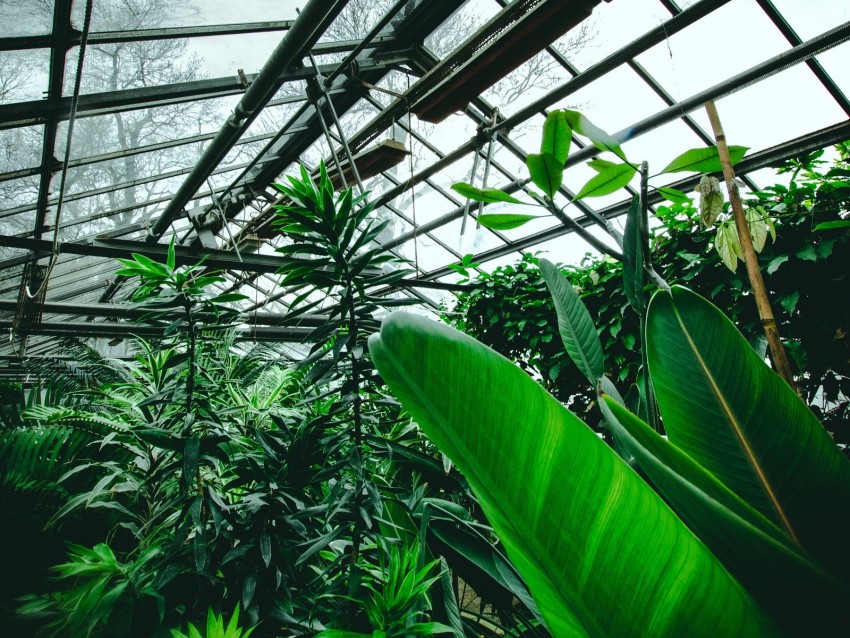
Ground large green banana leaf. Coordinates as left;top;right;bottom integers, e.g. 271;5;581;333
369;313;774;638
600;396;849;635
646;286;850;580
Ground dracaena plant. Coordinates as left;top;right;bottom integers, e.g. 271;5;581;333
269;165;550;636
368;279;850;637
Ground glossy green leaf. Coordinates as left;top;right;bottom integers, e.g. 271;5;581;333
647;286;850;581
541;110;571;164
526;153;563;198
562;110;627;161
586;159;617;173
573;163;636;201
814;219;850;231
450;182;524;205
660;145;748;174
600;396;849;635
622;195;644;313
369;313;774;638
477;213;540;231
539;258;604;384
656;187;691;205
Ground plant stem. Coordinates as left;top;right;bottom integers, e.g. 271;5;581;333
704;100;797;391
638;164;662;432
344;276;365;596
183;299;196;433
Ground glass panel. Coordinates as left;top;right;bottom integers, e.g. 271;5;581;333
634;2;788;105
689;65;847;153
59;96;238;160
552;65;668;137
0;175;40;217
425;0;501;58
432;216;507;256
558;0;666;71
0;2;52;36
815;44;850;109
67;33;283;95
0;126;44;173
482;50;574;116
73;0;298;31
395;235;457;274
770;0;850;41
0;49;50;104
527;224;618;267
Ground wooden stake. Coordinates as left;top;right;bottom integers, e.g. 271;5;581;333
704;100;797;392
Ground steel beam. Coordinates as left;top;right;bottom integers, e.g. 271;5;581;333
0;20;295;51
0;235;292;274
0;319;313;341
0;59;396;131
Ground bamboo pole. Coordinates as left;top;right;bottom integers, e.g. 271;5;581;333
704;100;797;392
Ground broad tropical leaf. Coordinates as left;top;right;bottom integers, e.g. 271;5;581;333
656;187;691;205
539;258;604;384
573;163;636;201
541;110;571;164
477;214;540;230
646;286;850;581
369;313;774;638
586;159;617;173
451;182;524;205
526;153;563;198
660;145;748;174
600;397;849;635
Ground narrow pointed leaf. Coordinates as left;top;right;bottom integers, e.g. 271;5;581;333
541;110;571;164
451;182;524;204
526;153;563;198
574;163;636;201
622;195;644;313
647;286;850;580
369;313;774;638
657;187;692;205
477;213;539;230
661;145;748;174
539;258;604;384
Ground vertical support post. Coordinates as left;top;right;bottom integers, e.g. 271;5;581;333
704;100;797;391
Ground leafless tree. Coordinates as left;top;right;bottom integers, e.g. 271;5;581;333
10;0;221;240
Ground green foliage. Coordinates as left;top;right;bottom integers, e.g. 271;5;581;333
371;285;850;636
17;542;164;637
447;147;850;443
171;606;255;638
318;541;452;638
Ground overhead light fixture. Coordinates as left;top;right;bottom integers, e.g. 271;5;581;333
413;0;609;123
324;138;411;190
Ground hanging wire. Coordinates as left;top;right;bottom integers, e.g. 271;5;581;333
27;0;95;299
405;74;419;275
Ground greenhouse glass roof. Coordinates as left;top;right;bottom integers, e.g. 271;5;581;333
1;0;849;368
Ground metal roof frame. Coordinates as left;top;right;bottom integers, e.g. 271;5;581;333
0;0;848;365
